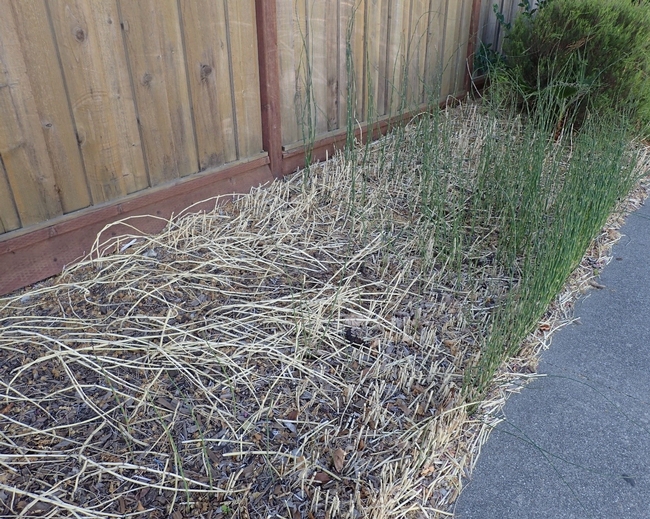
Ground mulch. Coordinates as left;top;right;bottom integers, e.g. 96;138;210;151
1;104;648;518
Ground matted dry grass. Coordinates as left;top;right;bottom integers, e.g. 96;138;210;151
1;105;648;518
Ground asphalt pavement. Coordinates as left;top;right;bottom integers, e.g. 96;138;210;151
453;199;650;519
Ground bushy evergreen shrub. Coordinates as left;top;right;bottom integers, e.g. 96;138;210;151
492;0;650;135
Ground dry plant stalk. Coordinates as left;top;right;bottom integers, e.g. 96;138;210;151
0;105;648;518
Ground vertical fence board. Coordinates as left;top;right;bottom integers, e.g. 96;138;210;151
453;0;472;93
0;4;63;227
119;0;197;186
276;0;300;146
376;0;391;117
365;0;384;119
180;0;237;171
385;0;407;116
481;0;498;51
0;157;20;234
305;0;329;136
339;0;365;125
408;0;429;105
10;0;90;215
227;0;263;160
49;0;147;203
441;0;462;98
424;0;447;100
356;0;367;121
294;0;308;144
494;0;508;52
324;0;339;132
338;0;351;124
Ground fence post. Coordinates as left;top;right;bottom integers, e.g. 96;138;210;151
464;0;483;95
255;0;283;178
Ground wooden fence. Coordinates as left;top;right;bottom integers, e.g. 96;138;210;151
0;0;263;234
0;0;481;294
476;0;540;59
277;0;475;149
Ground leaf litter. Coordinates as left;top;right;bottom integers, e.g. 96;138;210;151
0;104;648;518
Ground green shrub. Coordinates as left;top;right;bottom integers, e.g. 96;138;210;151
493;0;650;136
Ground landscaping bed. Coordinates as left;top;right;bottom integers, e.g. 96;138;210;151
1;104;647;518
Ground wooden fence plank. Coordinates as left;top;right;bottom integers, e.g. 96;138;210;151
276;0;300;146
482;0;498;50
376;0;391;117
465;0;483;91
255;0;283;177
385;0;407;116
408;0;430;105
477;0;492;50
494;0;509;52
453;0;472;93
441;0;461;98
293;0;309;144
355;0;367;120
365;0;385;119
0;157;20;234
180;0;237;171
338;0;352;124
226;0;264;159
424;0;447;100
119;0;197;186
49;0;147;203
325;0;339;131
0;4;63;227
304;0;327;136
404;0;416;106
10;0;90;215
339;0;365;125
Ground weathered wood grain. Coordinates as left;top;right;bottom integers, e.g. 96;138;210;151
306;0;329;136
339;0;365;125
180;0;237;171
255;0;283;177
119;0;197;186
365;0;385;119
384;0;407;116
451;0;470;94
408;0;430;105
49;0;147;203
226;0;264;159
0;3;63;227
325;0;339;131
276;0;300;146
10;0;90;215
424;0;448;101
441;0;462;98
0;156;20;234
293;0;309;145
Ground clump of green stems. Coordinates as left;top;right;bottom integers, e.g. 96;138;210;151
349;81;638;399
466;106;639;396
297;6;640;400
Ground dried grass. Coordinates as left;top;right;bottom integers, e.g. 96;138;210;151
0;105;648;518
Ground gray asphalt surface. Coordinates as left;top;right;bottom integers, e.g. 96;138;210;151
453;199;650;519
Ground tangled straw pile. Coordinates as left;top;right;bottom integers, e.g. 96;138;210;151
0;105;647;518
